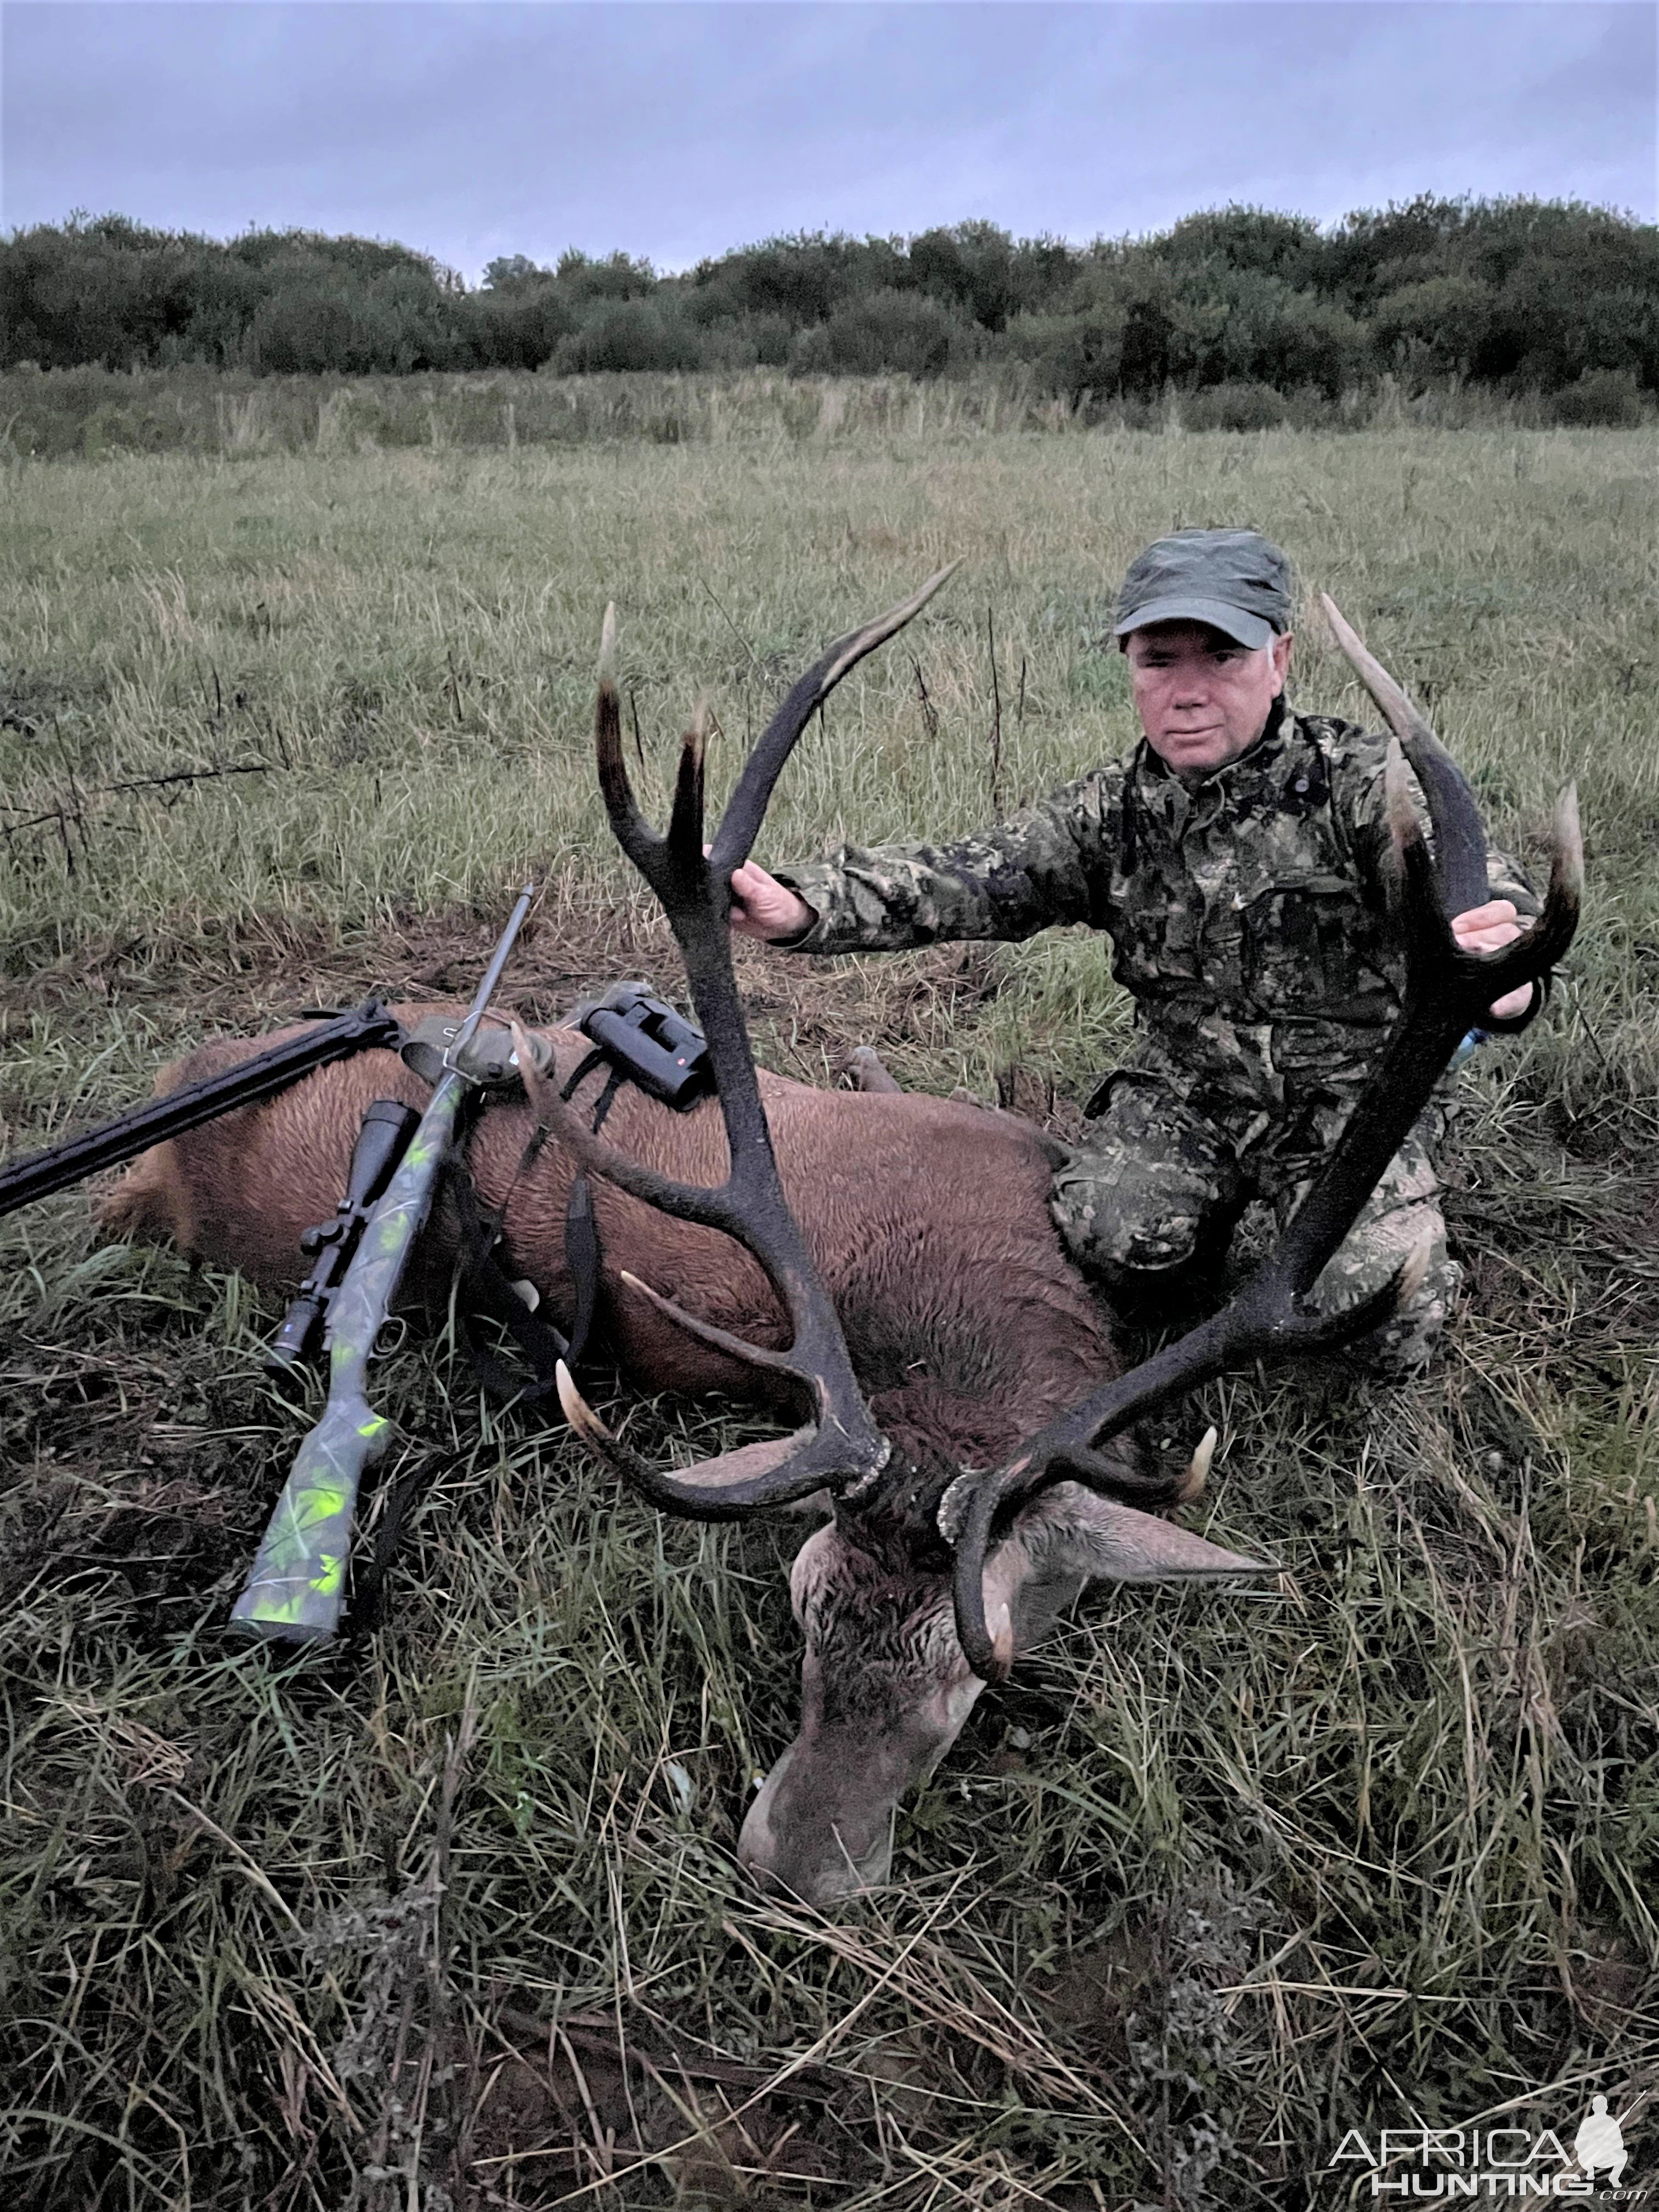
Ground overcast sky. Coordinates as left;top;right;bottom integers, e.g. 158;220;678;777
2;2;1653;278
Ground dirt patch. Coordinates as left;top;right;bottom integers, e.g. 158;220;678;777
459;2005;861;2202
2;893;1032;1118
1029;1918;1161;2074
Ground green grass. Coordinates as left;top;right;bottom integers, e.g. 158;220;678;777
2;415;1657;2208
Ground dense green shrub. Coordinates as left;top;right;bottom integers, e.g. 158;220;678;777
247;266;464;374
1171;267;1366;396
791;289;963;377
468;285;573;371
1003;303;1127;406
1551;368;1648;427
554;300;702;374
1150;205;1324;287
3;198;1654;407
1181;380;1291;431
1370;275;1494;381
545;247;658;304
899;220;1038;331
686;232;906;329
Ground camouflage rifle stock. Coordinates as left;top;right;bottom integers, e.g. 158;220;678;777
232;886;536;1643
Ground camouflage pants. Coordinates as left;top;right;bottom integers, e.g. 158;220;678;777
1049;1068;1460;1378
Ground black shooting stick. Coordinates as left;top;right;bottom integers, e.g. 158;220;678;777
0;998;404;1223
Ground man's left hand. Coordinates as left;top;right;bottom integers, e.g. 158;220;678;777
1451;899;1534;1022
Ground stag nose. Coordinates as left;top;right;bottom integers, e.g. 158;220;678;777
737;1739;895;1906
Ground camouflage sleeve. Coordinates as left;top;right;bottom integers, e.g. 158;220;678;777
1340;747;1541;919
1481;840;1542;919
770;764;1126;953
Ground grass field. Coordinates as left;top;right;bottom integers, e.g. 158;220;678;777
2;413;1656;2209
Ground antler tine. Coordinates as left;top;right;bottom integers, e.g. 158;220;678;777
1323;592;1487;914
709;563;961;876
555;1362;866;1520
595;601;666;877
663;701;707;864
1319;591;1443;763
515;996;885;1519
946;623;1582;1681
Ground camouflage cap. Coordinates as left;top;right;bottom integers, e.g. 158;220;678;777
1114;528;1295;650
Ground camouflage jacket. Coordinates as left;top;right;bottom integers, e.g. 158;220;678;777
777;705;1539;1111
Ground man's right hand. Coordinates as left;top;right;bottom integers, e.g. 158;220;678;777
726;858;816;942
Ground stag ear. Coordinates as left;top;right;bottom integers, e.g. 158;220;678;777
1013;1483;1272;1582
985;1482;1274;1658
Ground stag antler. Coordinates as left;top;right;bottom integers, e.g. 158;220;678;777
944;596;1583;1680
520;568;958;1516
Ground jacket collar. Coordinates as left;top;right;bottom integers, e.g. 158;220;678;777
1130;695;1303;827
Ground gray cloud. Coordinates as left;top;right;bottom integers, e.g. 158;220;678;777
3;2;1652;275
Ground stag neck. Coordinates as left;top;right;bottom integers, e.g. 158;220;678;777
834;1473;957;1576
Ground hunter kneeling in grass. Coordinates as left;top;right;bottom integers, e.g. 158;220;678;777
731;529;1543;1377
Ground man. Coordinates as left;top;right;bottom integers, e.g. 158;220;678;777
1573;2095;1628;2190
727;529;1541;1375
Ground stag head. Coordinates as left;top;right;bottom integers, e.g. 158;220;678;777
522;579;1579;1904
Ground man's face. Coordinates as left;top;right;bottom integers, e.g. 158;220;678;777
1125;620;1293;778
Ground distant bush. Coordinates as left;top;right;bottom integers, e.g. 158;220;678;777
1182;381;1291;431
899;221;1032;330
248;267;462;375
553;301;703;375
546;248;658;305
1551;369;1648;427
1175;269;1365;397
791;289;963;378
687;233;906;329
2;197;1654;404
749;312;793;368
1151;206;1324;288
471;282;575;371
1370;275;1494;382
1003;304;1126;407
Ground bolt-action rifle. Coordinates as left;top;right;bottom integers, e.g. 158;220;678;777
232;885;537;1644
263;1098;425;1372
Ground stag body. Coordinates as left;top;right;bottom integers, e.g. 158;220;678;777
106;1005;1207;1899
110;1009;1113;1457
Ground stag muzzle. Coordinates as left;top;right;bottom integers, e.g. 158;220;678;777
736;1553;990;1908
739;1730;900;1902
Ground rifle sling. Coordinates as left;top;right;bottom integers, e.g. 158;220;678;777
451;1048;625;1408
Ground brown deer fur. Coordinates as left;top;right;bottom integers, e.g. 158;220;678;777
102;1003;1127;1480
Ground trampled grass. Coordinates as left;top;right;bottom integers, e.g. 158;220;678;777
1;411;1657;2208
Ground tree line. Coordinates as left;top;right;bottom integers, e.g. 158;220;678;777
4;199;1655;421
